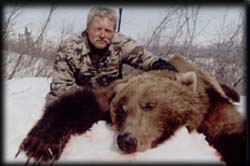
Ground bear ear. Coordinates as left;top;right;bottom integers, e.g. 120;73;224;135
94;80;129;112
113;81;128;93
176;72;197;92
106;79;130;100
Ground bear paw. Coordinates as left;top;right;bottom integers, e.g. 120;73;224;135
16;129;70;164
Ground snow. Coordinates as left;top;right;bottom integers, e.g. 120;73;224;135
3;77;246;165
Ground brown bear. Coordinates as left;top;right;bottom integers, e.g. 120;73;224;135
16;55;246;165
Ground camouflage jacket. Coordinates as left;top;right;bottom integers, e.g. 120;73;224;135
46;31;160;101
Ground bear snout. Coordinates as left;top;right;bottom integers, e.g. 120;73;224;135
117;132;137;154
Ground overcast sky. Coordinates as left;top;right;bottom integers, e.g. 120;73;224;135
4;4;244;46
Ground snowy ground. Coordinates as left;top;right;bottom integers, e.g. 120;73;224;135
3;77;246;165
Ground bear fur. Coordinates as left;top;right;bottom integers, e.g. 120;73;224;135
16;55;246;165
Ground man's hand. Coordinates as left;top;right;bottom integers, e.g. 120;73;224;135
151;58;178;72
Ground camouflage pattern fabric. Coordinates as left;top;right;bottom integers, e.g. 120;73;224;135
46;31;160;102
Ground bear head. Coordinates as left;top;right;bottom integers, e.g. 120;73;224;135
109;71;209;153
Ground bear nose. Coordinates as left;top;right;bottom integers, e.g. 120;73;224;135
117;132;137;153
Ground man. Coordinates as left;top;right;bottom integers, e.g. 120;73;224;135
46;7;177;103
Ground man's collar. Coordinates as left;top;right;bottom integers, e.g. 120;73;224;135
111;32;120;44
81;31;91;55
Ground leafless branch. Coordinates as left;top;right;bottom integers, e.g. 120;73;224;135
34;4;57;45
3;4;23;40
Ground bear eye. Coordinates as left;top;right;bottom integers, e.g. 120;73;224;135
142;103;155;112
117;105;126;115
116;105;127;128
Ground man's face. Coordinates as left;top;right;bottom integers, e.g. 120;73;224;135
87;16;115;49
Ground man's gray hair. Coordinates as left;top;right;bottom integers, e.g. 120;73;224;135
87;7;118;30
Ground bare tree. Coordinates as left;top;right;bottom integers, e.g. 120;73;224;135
144;6;203;57
146;7;180;49
5;4;57;80
57;21;75;46
183;6;200;57
142;6;244;95
210;10;244;93
3;4;23;40
34;4;57;47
